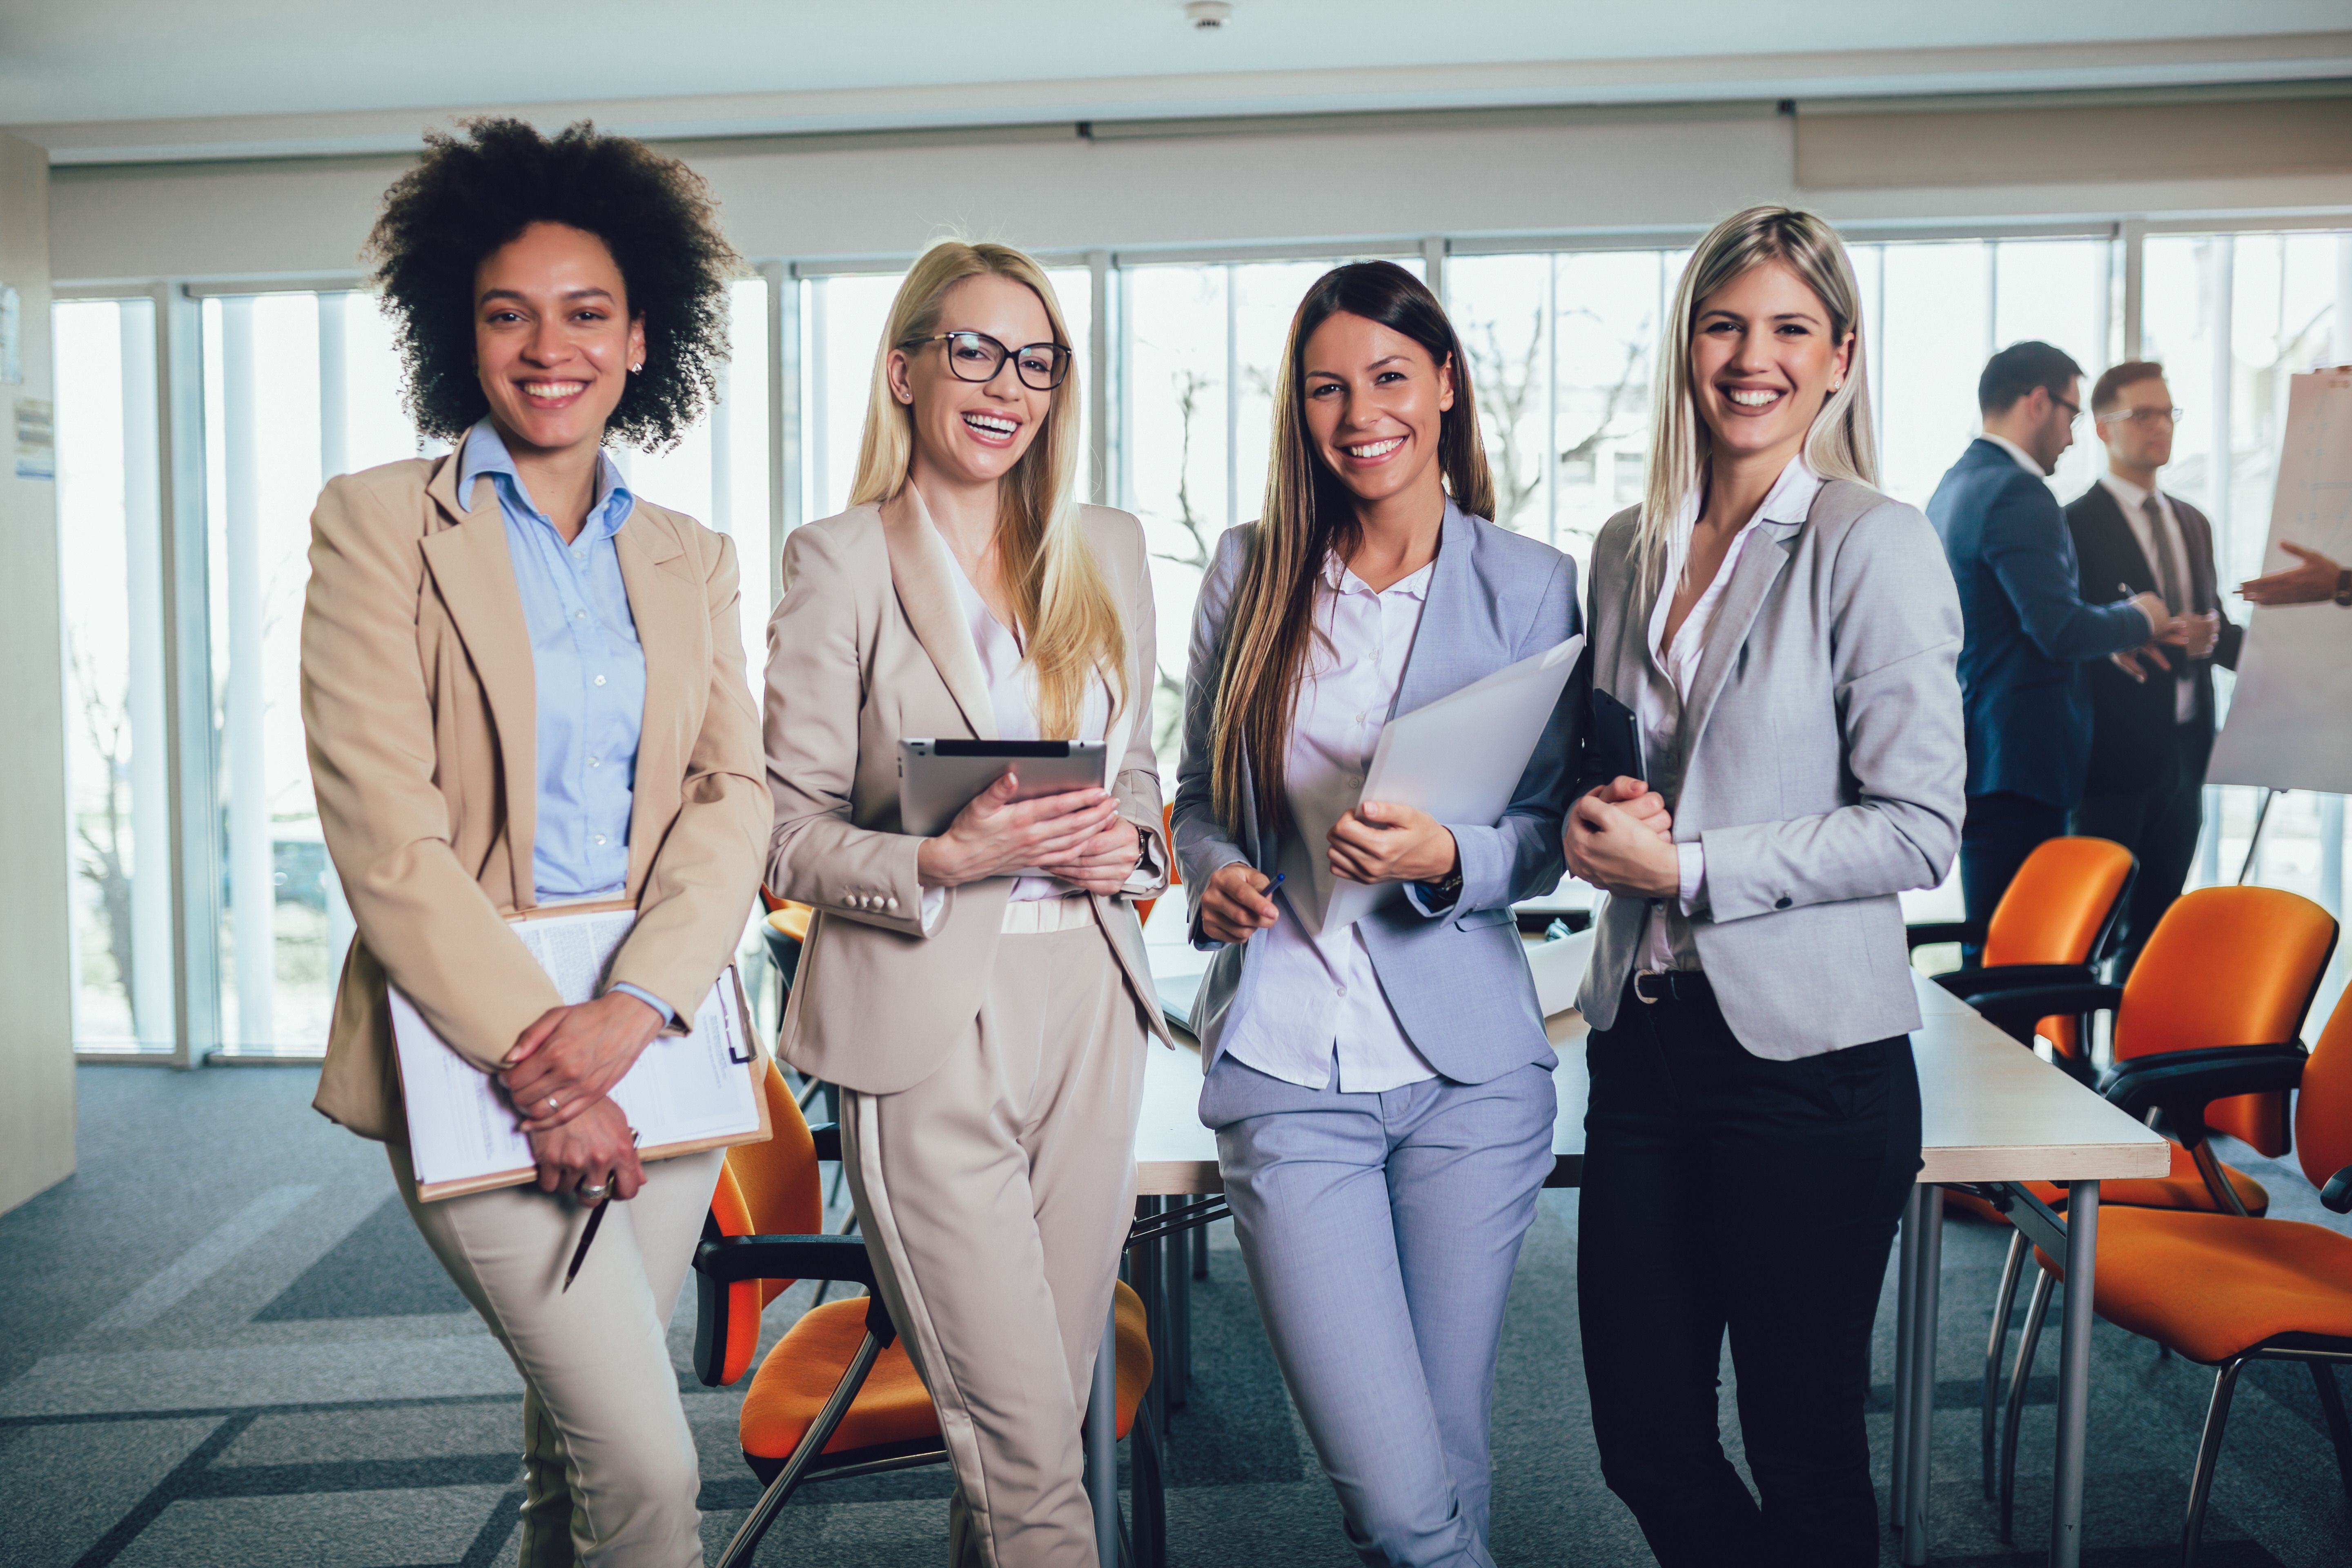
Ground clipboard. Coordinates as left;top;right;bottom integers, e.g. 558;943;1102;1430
390;900;773;1202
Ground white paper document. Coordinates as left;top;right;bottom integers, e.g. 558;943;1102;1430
2208;369;2352;795
390;906;764;1194
1300;632;1585;936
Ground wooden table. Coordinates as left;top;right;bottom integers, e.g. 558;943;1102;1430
1098;961;2168;1568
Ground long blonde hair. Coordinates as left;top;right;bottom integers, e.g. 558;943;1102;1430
1637;206;1878;595
849;240;1125;739
1209;261;1494;835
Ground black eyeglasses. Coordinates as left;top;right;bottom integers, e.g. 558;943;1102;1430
2051;393;2082;428
900;330;1071;390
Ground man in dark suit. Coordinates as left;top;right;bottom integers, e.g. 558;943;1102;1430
2067;361;2240;973
1927;341;2185;964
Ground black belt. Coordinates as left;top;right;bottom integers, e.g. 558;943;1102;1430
1630;967;1713;1006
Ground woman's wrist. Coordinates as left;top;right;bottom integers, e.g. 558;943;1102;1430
916;833;970;889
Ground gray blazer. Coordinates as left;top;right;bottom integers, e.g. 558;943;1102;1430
1173;501;1579;1083
1575;478;1966;1057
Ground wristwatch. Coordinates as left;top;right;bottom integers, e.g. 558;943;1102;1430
1425;865;1465;904
2335;568;2352;607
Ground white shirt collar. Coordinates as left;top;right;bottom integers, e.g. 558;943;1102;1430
1980;432;2047;478
2098;470;2163;514
1322;552;1435;601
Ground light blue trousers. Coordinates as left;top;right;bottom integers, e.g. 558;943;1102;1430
1202;1054;1556;1568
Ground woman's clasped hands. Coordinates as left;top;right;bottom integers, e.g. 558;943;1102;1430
1563;776;1679;898
502;989;666;1203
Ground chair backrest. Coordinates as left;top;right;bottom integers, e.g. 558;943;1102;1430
2118;886;2339;1156
2295;984;2352;1194
1982;836;2135;968
714;1064;824;1293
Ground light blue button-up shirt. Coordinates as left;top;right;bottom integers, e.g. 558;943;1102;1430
456;419;669;1022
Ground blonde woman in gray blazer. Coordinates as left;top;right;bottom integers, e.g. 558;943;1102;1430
1564;207;1964;1568
763;241;1167;1568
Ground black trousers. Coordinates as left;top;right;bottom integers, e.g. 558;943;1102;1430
2073;729;2207;977
1578;979;1922;1568
1959;791;2069;966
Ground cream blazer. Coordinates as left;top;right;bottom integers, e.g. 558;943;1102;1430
763;488;1171;1095
301;452;771;1141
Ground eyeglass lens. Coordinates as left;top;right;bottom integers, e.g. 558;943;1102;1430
941;331;1069;390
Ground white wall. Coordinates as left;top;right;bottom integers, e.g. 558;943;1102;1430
48;98;2352;286
0;131;78;1217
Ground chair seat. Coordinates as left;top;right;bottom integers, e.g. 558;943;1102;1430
2034;1207;2352;1364
1943;1142;2270;1223
740;1280;1154;1465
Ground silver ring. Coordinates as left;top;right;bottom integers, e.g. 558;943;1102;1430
579;1182;610;1203
546;1096;560;1111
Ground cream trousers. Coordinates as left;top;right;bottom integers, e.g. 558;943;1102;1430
392;1141;726;1568
843;923;1149;1568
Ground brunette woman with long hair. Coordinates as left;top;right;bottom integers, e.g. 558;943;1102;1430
1171;261;1604;1567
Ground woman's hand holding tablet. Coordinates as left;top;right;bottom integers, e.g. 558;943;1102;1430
914;771;1120;887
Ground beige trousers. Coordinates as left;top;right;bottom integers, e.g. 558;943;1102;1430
843;923;1149;1568
392;1141;726;1568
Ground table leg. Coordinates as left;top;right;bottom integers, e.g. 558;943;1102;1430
1087;1294;1119;1567
1902;1185;1944;1566
2051;1180;2099;1568
1892;1184;1920;1528
1167;1217;1190;1413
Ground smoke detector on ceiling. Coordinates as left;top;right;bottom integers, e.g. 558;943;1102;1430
1185;1;1232;29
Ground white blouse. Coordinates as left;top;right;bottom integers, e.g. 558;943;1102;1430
1219;554;1441;1094
1636;454;1823;971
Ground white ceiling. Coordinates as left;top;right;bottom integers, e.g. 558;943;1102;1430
4;0;2348;158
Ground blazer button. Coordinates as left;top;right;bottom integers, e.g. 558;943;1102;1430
1774;896;1793;910
885;896;899;911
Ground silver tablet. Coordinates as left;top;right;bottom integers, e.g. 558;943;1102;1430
898;739;1109;838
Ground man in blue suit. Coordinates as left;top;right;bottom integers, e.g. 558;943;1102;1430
1926;342;2186;963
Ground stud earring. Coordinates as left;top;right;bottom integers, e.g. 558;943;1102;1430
630;362;644;373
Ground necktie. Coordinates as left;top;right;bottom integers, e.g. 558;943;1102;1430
2143;495;2186;617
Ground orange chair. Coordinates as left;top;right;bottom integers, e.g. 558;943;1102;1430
2000;971;2352;1565
1134;802;1178;931
1980;886;2339;1543
1917;835;2137;1073
692;1063;1162;1568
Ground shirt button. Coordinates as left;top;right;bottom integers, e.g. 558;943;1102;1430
591;833;607;846
574;609;588;621
1336;984;1348;997
593;674;607;686
587;755;600;768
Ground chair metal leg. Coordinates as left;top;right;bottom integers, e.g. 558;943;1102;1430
1132;1396;1167;1568
2000;1266;2056;1546
1893;1185;1921;1529
2309;1361;2352;1500
1191;1219;1209;1280
714;1329;886;1568
1984;1228;2028;1499
2182;1359;2245;1568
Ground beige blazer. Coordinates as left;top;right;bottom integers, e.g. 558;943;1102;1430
764;488;1170;1095
301;451;771;1141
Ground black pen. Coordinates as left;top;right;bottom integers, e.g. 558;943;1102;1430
562;1128;640;1292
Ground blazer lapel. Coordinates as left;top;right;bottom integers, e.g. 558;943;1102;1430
880;486;997;740
1675;513;1798;783
1390;500;1477;719
418;454;539;910
615;505;702;895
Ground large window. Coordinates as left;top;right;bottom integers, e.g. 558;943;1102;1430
55;296;173;1055
50;225;2351;1059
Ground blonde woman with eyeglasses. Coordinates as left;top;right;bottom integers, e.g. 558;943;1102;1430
1564;206;1965;1566
761;240;1167;1568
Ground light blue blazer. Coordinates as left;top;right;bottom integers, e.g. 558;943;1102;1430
1172;501;1580;1083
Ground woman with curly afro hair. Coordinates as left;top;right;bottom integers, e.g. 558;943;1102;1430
299;118;769;1568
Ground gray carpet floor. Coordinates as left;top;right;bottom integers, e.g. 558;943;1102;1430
4;1063;2351;1566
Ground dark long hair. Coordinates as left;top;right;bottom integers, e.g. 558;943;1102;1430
1207;261;1494;834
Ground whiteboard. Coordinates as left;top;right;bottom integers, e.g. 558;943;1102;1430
2208;370;2352;794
